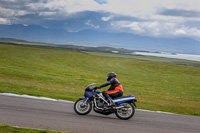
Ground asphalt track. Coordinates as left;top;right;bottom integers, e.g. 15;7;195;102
0;94;200;133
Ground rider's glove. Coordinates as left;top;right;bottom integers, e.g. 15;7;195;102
94;86;100;90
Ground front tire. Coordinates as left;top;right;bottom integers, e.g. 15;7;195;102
74;99;92;115
115;102;135;120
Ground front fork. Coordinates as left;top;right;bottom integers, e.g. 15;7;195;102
80;97;91;105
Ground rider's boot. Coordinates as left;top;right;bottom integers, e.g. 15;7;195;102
108;98;115;107
103;91;115;107
105;93;115;106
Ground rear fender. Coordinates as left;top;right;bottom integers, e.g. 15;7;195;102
132;99;137;107
79;98;92;104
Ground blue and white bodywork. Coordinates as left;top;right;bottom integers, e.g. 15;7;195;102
74;83;137;120
113;95;137;105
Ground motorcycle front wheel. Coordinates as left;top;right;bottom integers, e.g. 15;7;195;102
74;99;92;115
115;102;135;120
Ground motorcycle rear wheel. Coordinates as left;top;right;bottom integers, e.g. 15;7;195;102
74;99;92;115
115;102;135;120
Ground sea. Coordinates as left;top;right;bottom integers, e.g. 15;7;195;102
134;52;200;62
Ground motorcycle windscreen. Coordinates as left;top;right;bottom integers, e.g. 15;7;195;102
84;91;96;98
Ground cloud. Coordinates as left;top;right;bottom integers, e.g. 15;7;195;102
26;0;102;15
0;0;200;41
94;0;107;5
1;0;200;22
0;7;28;17
173;26;200;40
39;12;57;17
0;0;16;2
160;9;200;18
101;15;113;21
1;0;200;18
111;21;163;37
174;29;187;35
23;24;29;26
85;20;100;29
110;20;200;40
0;17;11;24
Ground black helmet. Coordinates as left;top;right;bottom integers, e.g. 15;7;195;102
107;72;117;81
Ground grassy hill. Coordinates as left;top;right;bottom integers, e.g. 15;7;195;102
0;43;200;116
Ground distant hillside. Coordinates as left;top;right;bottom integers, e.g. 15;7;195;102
0;24;200;54
0;38;27;42
0;38;144;54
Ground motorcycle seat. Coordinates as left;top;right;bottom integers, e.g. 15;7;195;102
113;95;133;100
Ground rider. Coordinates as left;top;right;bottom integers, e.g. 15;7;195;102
95;72;123;106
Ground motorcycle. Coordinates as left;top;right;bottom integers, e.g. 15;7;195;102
74;83;137;120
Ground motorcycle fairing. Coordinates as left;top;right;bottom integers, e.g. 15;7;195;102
113;95;136;104
84;90;96;98
84;90;101;98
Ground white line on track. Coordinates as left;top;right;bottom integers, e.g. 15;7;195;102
0;93;175;115
0;93;74;103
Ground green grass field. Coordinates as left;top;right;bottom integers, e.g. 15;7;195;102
0;43;200;116
0;124;69;133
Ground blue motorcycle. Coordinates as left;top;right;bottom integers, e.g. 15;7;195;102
74;83;137;120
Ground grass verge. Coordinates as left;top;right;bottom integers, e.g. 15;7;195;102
0;124;71;133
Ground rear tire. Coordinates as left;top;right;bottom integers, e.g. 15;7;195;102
115;102;135;120
74;99;92;115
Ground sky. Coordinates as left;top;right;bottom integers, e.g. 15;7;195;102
0;0;200;41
